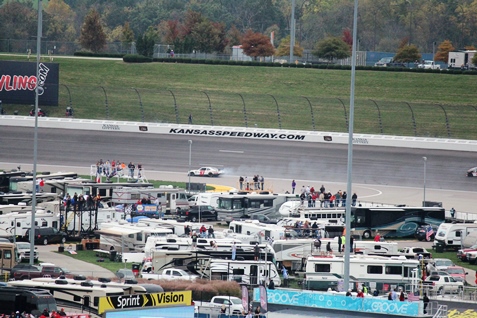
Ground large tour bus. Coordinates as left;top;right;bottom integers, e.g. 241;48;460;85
0;286;57;315
216;192;300;223
350;206;445;239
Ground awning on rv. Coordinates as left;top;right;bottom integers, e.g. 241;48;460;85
95;227;142;237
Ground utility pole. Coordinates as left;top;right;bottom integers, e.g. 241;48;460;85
289;0;296;64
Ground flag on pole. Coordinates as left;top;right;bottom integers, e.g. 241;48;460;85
259;285;268;312
426;225;434;241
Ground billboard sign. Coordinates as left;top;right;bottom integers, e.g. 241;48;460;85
0;60;59;106
98;291;192;314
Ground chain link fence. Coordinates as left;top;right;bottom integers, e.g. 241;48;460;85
40;85;475;140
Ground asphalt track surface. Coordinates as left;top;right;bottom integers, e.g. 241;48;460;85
0;125;475;213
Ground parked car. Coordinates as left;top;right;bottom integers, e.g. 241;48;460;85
15;242;39;262
374;57;393;67
433;258;454;270
21;227;67;245
445;266;468;283
10;264;40;277
179;205;217;222
187;167;222;177
457;244;477;261
414;225;437;241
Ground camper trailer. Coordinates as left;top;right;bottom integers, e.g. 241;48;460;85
305;254;419;291
0;210;59;239
229;219;294;242
112;186;189;214
96;222;173;252
448;50;476;69
188;193;222;208
209;259;281;287
434;222;477;249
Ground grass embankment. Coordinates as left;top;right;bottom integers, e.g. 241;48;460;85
1;55;476;139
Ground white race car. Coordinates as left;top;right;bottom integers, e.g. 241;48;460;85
187;167;222;177
467;167;477;177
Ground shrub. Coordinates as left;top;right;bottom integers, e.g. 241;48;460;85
123;54;152;63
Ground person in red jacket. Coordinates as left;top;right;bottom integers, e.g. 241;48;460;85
357;289;364;298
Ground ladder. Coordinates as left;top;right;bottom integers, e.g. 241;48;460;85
198;258;211;279
137;169;149;183
432;304;448;318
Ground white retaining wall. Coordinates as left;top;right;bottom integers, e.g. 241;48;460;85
1;115;476;152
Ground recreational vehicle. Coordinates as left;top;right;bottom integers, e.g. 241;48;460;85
434;222;477;249
229;219;294;241
304;254;419;291
448;50;476;69
96;222;173;252
188;193;222;208
272;238;400;272
112;186;189;214
143;245;276;275
65;181;154;200
209;259;281;287
0;210;60;239
216;192;299;223
8;171;78;192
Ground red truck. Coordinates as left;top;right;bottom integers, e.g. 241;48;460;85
13;265;65;280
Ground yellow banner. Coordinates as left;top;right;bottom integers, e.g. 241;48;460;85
98;290;192;314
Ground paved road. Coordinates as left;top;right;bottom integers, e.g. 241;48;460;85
36;244;115;278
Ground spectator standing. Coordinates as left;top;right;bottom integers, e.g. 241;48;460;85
282;267;289;287
232;242;237;260
259;176;264;190
326;242;332;255
254;243;260;261
239;176;244;190
338;235;342;253
352;192;358;206
450;207;456;218
128;162;135;178
191;231;198;249
208;226;215;238
291;180;296;194
423;293;430;314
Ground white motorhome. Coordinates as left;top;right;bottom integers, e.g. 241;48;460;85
96;222;173;252
448;50;476;69
0;200;59;216
434;222;477;249
209;259;281;287
0;210;59;238
137;218;200;236
216;192;299;223
188;193;222;208
272;238;400;271
305;254;419;291
229;219;294;241
112;186;189;214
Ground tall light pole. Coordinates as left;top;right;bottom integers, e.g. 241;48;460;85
30;0;43;266
289;0;296;64
188;140;192;193
423;157;427;206
344;0;359;291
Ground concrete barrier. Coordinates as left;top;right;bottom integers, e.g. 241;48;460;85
2;115;476;152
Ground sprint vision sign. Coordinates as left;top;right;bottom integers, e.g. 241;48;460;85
0;61;59;106
98;291;192;314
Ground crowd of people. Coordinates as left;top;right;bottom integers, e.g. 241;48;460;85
5;308;69;318
94;159;144;180
292;183;358;208
238;175;265;191
62;192;102;212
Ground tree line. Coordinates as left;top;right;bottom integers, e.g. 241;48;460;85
1;0;476;62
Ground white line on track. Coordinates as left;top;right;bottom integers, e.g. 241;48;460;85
219;150;244;153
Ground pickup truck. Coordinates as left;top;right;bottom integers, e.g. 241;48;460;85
141;268;198;281
13;265;65;280
195;296;244;315
418;60;441;70
423;275;463;294
400;247;432;259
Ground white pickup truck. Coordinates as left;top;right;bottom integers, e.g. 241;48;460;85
141;268;198;281
423;275;463;294
195;296;244;315
400;247;432;259
418;60;441;70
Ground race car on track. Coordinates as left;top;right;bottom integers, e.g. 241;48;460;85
467;167;477;177
187;167;222;177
